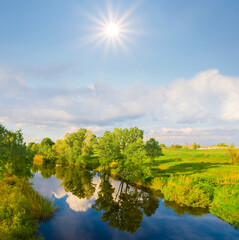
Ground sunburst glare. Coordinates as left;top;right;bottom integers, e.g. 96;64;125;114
79;1;141;54
105;23;119;37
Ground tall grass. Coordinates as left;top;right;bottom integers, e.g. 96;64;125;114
0;176;56;240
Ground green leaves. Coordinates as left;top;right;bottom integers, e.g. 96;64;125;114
145;138;163;162
96;127;155;183
0;124;32;178
97;131;121;171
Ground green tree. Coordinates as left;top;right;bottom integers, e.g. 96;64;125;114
41;138;55;148
192;142;200;149
122;127;144;149
97;131;121;172
145;138;163;163
217;143;228;148
63;128;94;165
82;130;96;156
36;138;56;161
124;138;151;183
53;139;69;160
0;124;32;178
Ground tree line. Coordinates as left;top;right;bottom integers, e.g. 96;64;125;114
28;127;163;183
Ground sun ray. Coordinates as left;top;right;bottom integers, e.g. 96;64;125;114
78;1;142;54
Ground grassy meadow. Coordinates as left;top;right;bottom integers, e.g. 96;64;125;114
149;148;239;228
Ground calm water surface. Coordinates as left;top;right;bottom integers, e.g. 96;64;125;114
30;166;239;240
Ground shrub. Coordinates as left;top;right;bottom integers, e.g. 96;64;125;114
163;183;211;208
161;176;211;208
151;177;168;191
227;148;239;164
210;184;239;228
0;176;55;240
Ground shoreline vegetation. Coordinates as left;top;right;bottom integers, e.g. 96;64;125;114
28;126;239;229
98;149;239;228
0;176;56;240
1;124;239;239
0;124;56;240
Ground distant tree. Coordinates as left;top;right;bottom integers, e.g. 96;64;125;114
145;138;163;163
230;143;235;148
217;143;228;148
171;144;182;149
159;144;166;148
192;142;200;149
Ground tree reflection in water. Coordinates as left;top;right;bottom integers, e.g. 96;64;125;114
32;162;56;179
93;175;159;233
60;168;96;199
33;165;210;234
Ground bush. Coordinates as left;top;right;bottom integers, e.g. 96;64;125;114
0;176;55;240
210;184;239;228
227;148;239;164
163;183;211;208
161;176;211;208
151;177;168;191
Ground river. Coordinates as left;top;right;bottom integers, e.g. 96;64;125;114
30;166;239;240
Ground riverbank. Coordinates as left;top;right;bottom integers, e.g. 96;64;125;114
96;148;239;228
0;176;56;240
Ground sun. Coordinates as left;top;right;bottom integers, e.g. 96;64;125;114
105;23;120;37
80;2;140;53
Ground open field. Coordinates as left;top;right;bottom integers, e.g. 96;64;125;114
149;148;239;228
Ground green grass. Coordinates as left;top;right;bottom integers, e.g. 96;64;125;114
95;148;239;227
0;176;56;240
150;148;239;227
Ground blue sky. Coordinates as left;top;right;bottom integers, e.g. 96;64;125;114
1;0;239;145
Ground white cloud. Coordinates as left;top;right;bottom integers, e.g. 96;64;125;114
162;69;239;123
145;126;239;145
1;68;239;143
65;193;95;212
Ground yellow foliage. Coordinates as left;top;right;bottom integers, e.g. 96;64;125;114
33;155;43;165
